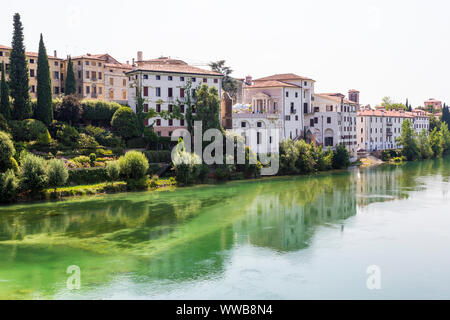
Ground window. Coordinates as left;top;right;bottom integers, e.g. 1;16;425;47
99;72;102;80
168;88;173;97
214;78;218;83
168;105;173;112
286;92;289;98
314;117;318;124
156;119;161;126
180;76;185;81
156;75;161;80
192;77;196;82
257;132;261;145
143;75;148;80
110;78;114;85
78;71;82;78
29;59;35;64
123;79;126;86
85;61;89;66
156;87;161;97
99;87;102;94
157;131;161;137
180;88;185;98
285;115;291;121
92;62;96;66
54;61;58;66
86;86;90;94
295;92;298;98
257;122;262;128
295;115;299;121
30;69;35;77
203;78;207;83
168;76;173;81
86;71;90;79
78;86;82;94
180;105;185;113
54;87;60;94
98;62;102;67
180;119;185;126
325;137;333;147
310;118;314;127
168;119;173;126
326;105;333;112
109;90;114;100
122;90;127;100
156;104;161;112
241;122;246;128
30;85;35;93
54;71;59;80
92;71;97;79
78;61;81;66
327;117;331;124
144;104;149;112
143;87;149;97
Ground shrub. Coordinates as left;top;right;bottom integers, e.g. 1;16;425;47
81;100;121;123
313;146;333;171
56;124;79;147
54;95;82;125
294;140;316;174
148;163;161;175
89;153;97;164
332;144;351;169
111;107;140;139
68;167;108;185
106;161;120;184
118;151;149;182
0;113;10;133
19;153;48;193
172;140;201;185
126;137;147;149
144;150;172;163
81;125;125;148
71;156;91;167
0;131;15;172
215;164;232;181
237;146;262;178
77;133;99;152
47;158;69;191
0;170;18;203
9;119;49;142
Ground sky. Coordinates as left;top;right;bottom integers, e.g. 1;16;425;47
1;0;449;107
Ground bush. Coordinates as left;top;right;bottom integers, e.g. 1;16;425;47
9;119;50;142
81;125;125;148
111;107;140;139
332;144;351;169
68;167;108;185
106;161;120;184
81;100;121;124
54;95;82;125
71;156;91;167
19;153;48;193
0;114;10;133
77;133;99;152
0;131;15;172
172;140;202;185
237;146;262;178
47;159;69;191
118;151;149;182
0;170;18;203
89;153;97;164
294;140;316;174
56;124;79;147
144;150;172;163
126;137;147;149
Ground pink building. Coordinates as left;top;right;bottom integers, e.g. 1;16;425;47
424;98;442;111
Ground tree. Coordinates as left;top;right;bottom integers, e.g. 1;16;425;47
439;122;450;154
65;56;76;95
429;116;441;132
111;106;140;139
429;127;444;158
35;34;53;125
332;144;351;169
9;13;31;120
0;131;16;172
417;129;433;159
194;84;222;134
442;104;450;129
54;95;82;125
209;60;238;98
396;119;419;161
47;158;68;192
106;160;120;185
0;62;11;120
0;170;18;203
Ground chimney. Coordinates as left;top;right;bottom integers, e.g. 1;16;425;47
132;58;135;66
245;75;253;85
126;61;129;65
137;51;143;62
54;50;57;58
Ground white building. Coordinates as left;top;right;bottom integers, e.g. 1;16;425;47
127;55;222;137
408;109;430;134
305;93;358;161
230;73;315;154
357;108;414;151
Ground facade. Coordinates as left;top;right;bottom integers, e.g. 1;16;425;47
424;98;442;111
70;54;107;100
230;73;314;154
357;109;413;151
305;93;358;161
127;55;222;137
407;109;430;134
0;44;64;99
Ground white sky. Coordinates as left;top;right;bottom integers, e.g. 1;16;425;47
1;0;449;107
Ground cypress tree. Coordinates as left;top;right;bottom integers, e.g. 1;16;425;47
442;104;450;128
9;13;31;120
65;56;76;95
36;34;53;125
0;62;11;120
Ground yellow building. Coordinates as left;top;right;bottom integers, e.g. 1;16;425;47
0;44;64;99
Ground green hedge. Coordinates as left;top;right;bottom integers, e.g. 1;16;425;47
9;119;50;142
81;100;122;122
144;150;172;163
68;167;108;185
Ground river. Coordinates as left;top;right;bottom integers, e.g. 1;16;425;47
0;157;449;299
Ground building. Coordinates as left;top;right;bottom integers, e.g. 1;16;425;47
407;109;430;134
357;108;413;151
127;54;222;137
424;98;442;111
0;44;64;99
305;93;358;161
69;54;107;100
229;73;314;154
348;89;360;107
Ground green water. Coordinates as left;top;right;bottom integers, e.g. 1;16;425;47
0;158;450;299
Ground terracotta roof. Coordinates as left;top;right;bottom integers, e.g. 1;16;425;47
316;93;357;105
71;54;105;61
0;44;11;50
246;80;300;89
357;109;413;118
254;73;314;82
105;63;132;70
130;62;222;76
138;57;187;65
